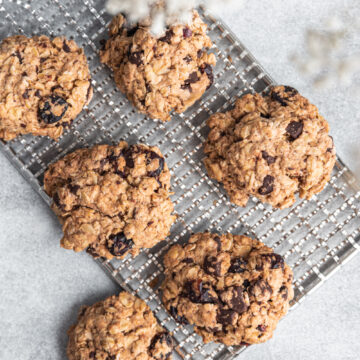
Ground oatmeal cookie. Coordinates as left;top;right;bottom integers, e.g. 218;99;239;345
100;11;216;121
67;291;173;360
162;232;293;345
44;142;176;259
203;85;336;209
0;35;92;141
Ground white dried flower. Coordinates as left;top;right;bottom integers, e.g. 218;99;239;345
292;14;359;94
105;0;244;33
106;0;152;22
150;10;166;35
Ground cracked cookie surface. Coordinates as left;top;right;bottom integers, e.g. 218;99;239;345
44;142;175;259
203;86;336;209
100;11;216;121
67;292;173;360
0;35;92;141
162;232;293;345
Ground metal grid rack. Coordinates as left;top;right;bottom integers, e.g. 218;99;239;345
1;1;360;359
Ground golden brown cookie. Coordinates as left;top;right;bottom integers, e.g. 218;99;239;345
203;86;336;209
44;142;176;259
100;11;216;121
162;232;293;345
67;292;173;360
0;35;92;141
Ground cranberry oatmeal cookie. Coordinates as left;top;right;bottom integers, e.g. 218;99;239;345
0;35;92;141
67;291;173;360
44;142;175;259
100;11;216;121
162;232;293;345
203;86;336;209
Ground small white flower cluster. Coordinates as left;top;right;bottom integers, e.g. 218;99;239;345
292;16;360;94
105;0;243;35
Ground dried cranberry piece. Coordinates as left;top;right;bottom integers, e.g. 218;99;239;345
53;192;66;211
184;280;218;304
62;41;71;53
257;324;267;332
183;27;192;38
150;332;173;348
169;306;188;325
199;63;214;89
181;83;191;91
60;121;72;129
128;50;143;66
260;113;271;119
213;235;222;251
219;286;248;314
197;49;203;58
126;25;139;37
68;184;80;194
258;175;274;195
145;150;164;178
183;55;192;63
250;279;273;298
123;147;135;168
203;255;222;276
185;71;200;84
99;39;106;50
108;232;134;257
38;95;68;124
114;169;126;179
260;253;284;269
284;86;298;96
228;257;247;273
230;286;248;313
12;50;23;64
286;121;303;141
86;246;99;258
108;152;120;164
261;150;276;165
149;332;173;360
100;152;119;173
159;29;174;44
89;351;96;358
271;90;288;106
22;90;30;99
51;85;61;92
182;258;194;264
217;309;237;326
53;192;61;207
181;71;199;92
279;285;288;300
327;135;334;153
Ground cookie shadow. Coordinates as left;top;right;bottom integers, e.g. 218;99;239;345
57;289;119;359
348;144;360;181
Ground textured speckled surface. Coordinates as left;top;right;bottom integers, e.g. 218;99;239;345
0;1;359;359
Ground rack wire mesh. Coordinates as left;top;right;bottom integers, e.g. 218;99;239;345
1;0;360;359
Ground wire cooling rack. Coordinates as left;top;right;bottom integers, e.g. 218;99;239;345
1;1;360;359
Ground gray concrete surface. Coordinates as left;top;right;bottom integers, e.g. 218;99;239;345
0;0;359;359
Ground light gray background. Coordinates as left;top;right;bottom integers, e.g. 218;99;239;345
0;1;359;359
